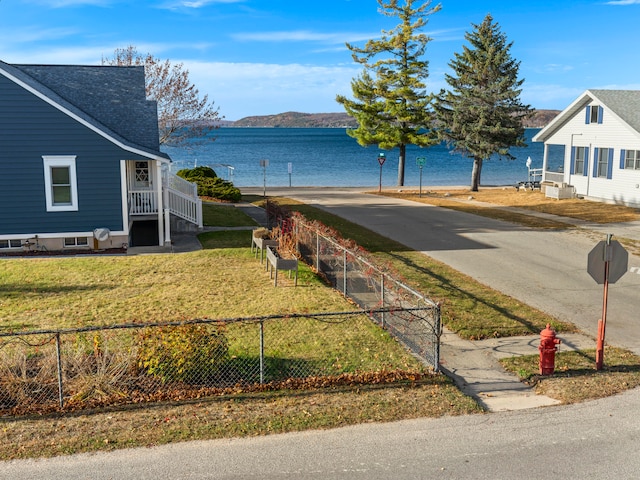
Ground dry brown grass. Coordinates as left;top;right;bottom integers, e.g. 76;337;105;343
0;378;481;460
501;347;640;404
379;188;640;224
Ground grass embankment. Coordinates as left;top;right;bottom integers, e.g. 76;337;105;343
260;196;640;416
263;196;577;339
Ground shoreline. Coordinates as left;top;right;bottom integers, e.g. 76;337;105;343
239;184;514;192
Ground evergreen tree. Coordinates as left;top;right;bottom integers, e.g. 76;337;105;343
434;14;532;191
336;0;441;186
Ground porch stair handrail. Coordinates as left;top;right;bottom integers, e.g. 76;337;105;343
165;172;203;228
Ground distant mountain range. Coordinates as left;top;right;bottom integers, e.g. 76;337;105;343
225;109;560;128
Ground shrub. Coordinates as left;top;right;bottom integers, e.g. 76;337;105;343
176;165;217;181
137;323;229;384
197;177;242;202
176;167;241;202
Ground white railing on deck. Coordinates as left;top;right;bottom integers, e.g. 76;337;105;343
167;172;198;197
129;172;202;228
168;188;203;227
544;171;564;184
129;191;158;215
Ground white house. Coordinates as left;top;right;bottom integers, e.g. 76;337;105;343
533;90;640;207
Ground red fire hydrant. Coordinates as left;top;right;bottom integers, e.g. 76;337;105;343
539;324;561;375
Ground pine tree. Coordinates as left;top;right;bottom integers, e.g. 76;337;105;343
336;0;441;186
434;14;532;191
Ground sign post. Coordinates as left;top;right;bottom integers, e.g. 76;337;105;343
260;159;269;198
587;234;629;370
377;153;386;192
416;157;426;197
287;162;292;187
260;159;270;227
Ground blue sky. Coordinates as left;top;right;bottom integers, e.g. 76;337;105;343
1;0;639;120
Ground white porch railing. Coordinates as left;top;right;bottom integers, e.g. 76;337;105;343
167;172;198;197
544;171;564;184
128;172;203;228
165;172;203;228
167;188;203;227
128;190;158;215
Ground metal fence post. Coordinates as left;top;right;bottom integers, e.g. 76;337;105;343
316;232;320;273
55;333;64;408
381;274;385;328
259;321;265;384
343;248;347;295
434;303;441;373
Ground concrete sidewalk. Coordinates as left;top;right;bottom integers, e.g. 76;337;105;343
440;329;596;411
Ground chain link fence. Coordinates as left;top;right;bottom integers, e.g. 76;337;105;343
0;309;434;415
1;209;442;415
291;214;441;370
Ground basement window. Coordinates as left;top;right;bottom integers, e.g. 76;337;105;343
64;237;89;247
0;239;23;249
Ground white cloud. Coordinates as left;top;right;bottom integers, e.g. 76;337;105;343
522;84;586;110
0;27;79;44
604;0;640;5
159;0;245;9
231;30;378;45
23;0;113;6
183;60;361;119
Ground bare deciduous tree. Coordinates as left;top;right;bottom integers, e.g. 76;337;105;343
102;46;223;146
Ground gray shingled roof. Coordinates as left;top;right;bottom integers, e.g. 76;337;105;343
1;61;168;159
533;89;640;143
589;90;640;133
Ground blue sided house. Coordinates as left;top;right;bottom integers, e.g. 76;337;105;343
0;60;202;254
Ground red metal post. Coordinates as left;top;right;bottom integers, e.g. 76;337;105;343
596;259;609;370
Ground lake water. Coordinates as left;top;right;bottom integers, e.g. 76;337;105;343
162;128;563;188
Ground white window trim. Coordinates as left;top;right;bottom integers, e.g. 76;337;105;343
43;155;78;212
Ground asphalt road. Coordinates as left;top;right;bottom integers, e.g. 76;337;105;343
4;388;640;480
251;187;640;354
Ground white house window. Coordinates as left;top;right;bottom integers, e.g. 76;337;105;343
574;147;586;175
624;150;640;170
585;105;603;124
134;161;150;188
64;237;89;247
43;156;78;212
596;148;611;178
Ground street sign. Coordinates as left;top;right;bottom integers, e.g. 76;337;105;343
416;157;426;168
587;235;629;370
587;240;628;284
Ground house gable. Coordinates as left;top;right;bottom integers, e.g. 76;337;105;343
13;64;162;152
0;73;159;236
0;61;169;162
533;90;640;207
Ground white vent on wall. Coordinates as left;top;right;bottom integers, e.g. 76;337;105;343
93;228;111;242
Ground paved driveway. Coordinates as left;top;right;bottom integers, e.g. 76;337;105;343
247;187;640;354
